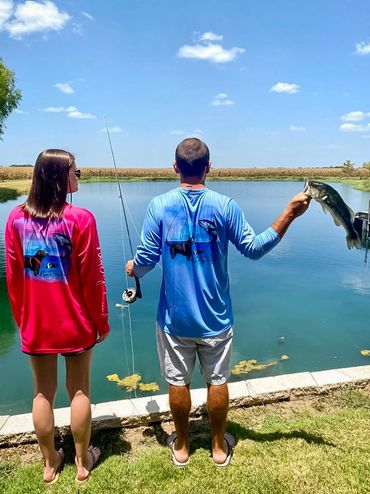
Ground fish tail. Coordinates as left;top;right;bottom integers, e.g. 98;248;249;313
346;233;362;249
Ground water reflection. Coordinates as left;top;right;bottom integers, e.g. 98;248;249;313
342;270;370;295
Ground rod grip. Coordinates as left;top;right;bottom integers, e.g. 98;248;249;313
134;276;143;299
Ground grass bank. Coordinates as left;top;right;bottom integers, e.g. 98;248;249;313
0;180;31;202
1;387;369;494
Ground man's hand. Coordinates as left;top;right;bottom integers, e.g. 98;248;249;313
285;192;311;219
272;192;311;238
126;259;135;277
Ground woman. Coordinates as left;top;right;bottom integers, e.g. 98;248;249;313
5;149;110;484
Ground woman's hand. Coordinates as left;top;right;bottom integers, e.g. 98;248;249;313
96;333;109;344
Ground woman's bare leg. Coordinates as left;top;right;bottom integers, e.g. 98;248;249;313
65;349;95;481
29;354;61;482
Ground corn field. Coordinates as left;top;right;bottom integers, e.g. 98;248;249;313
1;166;370;181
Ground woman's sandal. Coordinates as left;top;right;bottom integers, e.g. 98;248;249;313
43;448;65;485
75;445;101;484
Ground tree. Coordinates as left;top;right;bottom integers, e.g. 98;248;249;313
0;58;22;140
342;160;354;175
362;161;370;170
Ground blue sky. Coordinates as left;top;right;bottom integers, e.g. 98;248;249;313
1;0;370;168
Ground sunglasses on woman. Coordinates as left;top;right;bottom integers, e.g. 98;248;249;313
74;169;81;178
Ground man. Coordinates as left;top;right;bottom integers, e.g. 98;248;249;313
126;138;310;467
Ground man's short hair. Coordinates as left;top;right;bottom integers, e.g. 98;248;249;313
175;138;210;177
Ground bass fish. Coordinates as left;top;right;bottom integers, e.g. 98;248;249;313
303;180;361;249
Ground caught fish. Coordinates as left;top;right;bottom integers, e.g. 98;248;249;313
303;180;361;249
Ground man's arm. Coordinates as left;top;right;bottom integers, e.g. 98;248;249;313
271;192;311;239
126;199;162;278
227;192;310;260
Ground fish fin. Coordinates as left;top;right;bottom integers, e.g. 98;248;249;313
323;207;342;227
320;203;328;215
348;206;355;222
330;213;342;227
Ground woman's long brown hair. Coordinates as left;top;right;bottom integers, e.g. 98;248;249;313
22;149;75;219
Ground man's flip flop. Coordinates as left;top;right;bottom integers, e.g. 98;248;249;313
43;447;65;485
166;432;189;467
214;433;235;467
75;445;101;484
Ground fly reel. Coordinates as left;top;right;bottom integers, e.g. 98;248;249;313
122;276;142;304
122;287;138;304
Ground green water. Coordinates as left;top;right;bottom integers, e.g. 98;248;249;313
1;181;370;414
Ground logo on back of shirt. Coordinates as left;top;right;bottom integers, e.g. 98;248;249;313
165;205;218;264
21;219;73;283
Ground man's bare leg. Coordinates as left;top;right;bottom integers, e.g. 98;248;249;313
168;384;191;463
207;383;229;464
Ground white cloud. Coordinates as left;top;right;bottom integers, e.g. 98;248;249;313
81;11;93;21
339;123;370;132
44;106;67;112
339;110;370;133
212;93;234;106
68;109;95;119
43;105;95;119
198;31;223;42
54;82;74;94
0;0;13;28
100;126;122;133
355;41;370;55
289;125;306;132
14;108;28;114
270;82;299;94
3;0;70;39
178;42;244;64
341;111;370;122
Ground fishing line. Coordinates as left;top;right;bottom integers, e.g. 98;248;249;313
119;211;137;400
105;117;138;397
104;117;142;303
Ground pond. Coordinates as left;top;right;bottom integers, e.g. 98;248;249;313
1;180;370;414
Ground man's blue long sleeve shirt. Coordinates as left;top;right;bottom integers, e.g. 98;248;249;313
133;187;280;338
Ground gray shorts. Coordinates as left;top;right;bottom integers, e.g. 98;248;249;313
156;326;233;386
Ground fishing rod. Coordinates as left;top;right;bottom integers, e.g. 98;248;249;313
104;117;142;304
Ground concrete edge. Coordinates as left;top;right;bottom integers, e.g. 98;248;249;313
1;364;369;446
